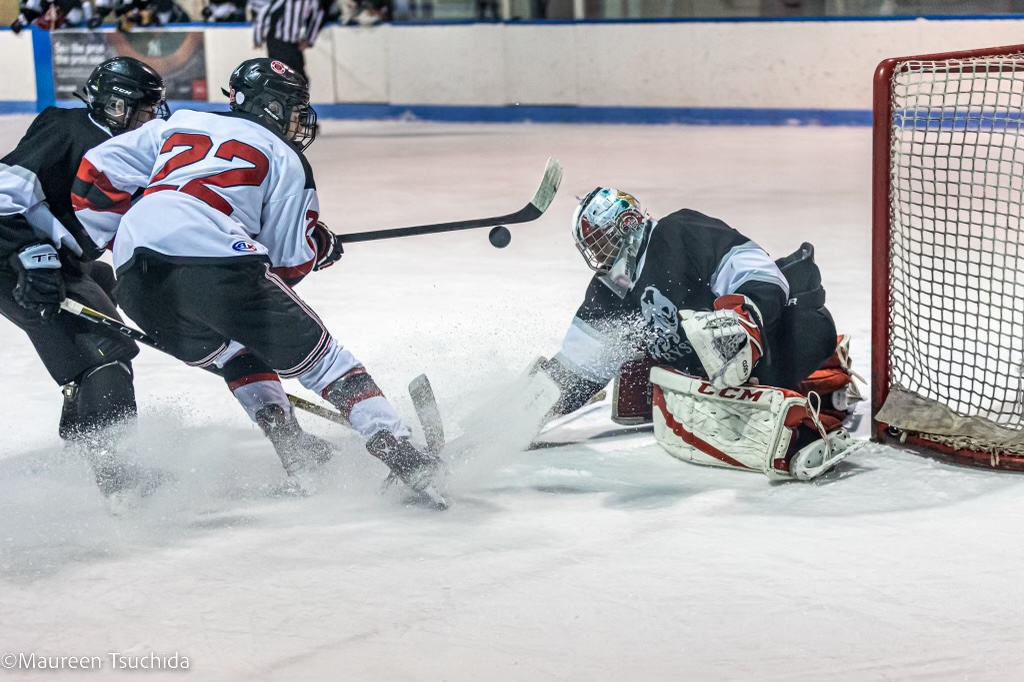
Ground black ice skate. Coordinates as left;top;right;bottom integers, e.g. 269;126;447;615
367;430;448;510
255;404;336;489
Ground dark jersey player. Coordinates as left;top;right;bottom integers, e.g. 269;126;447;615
538;188;860;480
0;57;168;499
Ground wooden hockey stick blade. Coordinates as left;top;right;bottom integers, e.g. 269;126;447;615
288;394;348;426
338;157;564;244
409;374;445;454
60;299;349;428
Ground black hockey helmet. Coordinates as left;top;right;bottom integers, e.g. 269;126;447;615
225;58;317;151
79;57;169;134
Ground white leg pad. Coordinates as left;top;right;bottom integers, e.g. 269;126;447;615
650;366;858;479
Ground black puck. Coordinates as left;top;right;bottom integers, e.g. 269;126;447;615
488;225;512;249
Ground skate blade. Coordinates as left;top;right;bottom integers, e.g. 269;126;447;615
790;434;865;481
381;472;449;510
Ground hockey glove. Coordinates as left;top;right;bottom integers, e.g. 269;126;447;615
679;294;764;389
311;221;343;271
11;243;65;324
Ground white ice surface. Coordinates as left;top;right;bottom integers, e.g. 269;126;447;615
2;118;1022;682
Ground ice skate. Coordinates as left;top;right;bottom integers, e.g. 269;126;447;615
255;404;336;493
367;430;448;510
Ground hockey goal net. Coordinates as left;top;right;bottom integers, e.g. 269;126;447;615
873;44;1024;469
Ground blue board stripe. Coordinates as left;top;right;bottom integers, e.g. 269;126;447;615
30;27;55;112
0;100;872;126
309;103;871;127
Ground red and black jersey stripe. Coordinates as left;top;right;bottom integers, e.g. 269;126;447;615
71;158;133;215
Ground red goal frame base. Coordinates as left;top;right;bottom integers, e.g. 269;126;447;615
874;425;1024;472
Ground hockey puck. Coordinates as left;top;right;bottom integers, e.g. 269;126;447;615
489;225;512;249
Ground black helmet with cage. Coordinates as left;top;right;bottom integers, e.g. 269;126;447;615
226;58;317;152
79;57;169;134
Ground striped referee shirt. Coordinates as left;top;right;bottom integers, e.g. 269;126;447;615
250;0;326;47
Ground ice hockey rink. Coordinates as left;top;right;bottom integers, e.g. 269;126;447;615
4;117;1024;682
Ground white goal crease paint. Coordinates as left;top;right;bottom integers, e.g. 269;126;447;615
1;118;1022;681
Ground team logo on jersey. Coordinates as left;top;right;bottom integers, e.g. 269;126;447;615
640;286;689;362
270;61;288;75
231;240;259;253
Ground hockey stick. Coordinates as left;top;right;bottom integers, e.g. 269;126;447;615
409;374;445;454
337;157;563;244
58;299;347;427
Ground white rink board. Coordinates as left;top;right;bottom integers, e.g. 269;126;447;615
2;117;1024;681
11;18;1024;112
0;30;36;103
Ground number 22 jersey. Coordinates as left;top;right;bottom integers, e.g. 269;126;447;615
72;109;320;283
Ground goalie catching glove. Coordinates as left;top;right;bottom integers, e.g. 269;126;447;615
680;294;764;388
311;221;343;271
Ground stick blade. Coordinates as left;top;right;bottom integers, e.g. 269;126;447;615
410;374;445;454
529;157;563;214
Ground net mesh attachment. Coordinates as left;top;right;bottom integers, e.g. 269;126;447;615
880;51;1024;458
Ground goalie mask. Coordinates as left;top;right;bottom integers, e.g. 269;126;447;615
226;58;318;152
571;187;650;298
80;57;169;134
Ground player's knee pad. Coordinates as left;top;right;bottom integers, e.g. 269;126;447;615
323;368;407;439
59;360;137;440
649;366;863;481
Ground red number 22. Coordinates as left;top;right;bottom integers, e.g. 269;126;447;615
146;133;270;216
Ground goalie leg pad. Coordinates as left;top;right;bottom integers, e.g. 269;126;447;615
650;366;861;480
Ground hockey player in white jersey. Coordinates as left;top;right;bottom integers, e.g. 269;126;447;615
533;188;862;481
72;58;446;506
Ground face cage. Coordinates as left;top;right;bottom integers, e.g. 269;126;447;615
289;104;317;151
102;96;170;133
576;217;625;275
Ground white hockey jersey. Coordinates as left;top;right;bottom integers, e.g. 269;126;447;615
72;109;320;282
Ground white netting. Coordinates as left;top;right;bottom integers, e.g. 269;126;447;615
884;52;1024;452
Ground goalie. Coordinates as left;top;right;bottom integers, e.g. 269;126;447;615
538;188;862;480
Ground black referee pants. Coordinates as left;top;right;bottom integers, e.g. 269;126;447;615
267;36;307;83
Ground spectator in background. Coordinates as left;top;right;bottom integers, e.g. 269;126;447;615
340;0;389;25
88;0;189;29
476;0;498;20
250;0;330;84
10;0;91;32
151;0;190;23
202;0;247;21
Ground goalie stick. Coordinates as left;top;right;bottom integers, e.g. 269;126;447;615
337;157;563;244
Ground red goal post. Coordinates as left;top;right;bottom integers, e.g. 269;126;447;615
872;44;1024;470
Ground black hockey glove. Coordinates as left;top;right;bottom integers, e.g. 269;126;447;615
311;222;343;271
11;243;65;324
